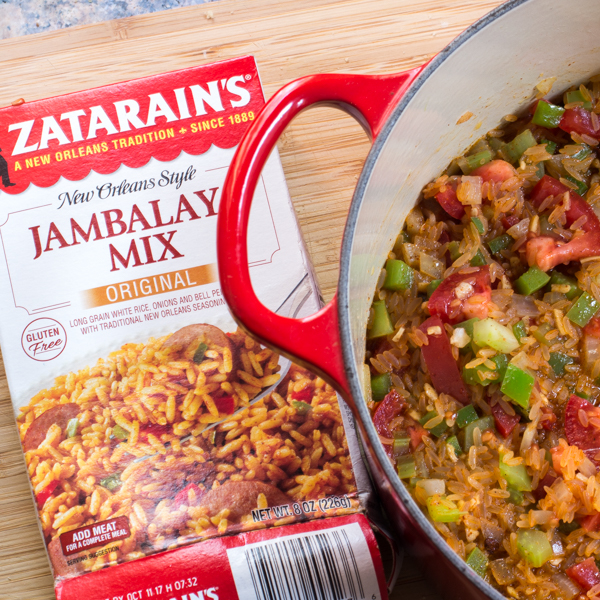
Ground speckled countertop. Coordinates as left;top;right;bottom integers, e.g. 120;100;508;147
0;0;214;39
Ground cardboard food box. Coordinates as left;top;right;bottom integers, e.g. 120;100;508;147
0;56;389;599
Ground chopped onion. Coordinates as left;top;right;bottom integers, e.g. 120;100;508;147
551;574;580;600
419;252;445;279
406;208;424;237
416;479;445;498
510;294;540;317
582;333;600;377
530;510;554;525
401;242;421;268
580;456;597;478
490;558;515;586
507;218;530;239
456;176;483;206
520;421;538;452
536;76;557;98
543;292;567;305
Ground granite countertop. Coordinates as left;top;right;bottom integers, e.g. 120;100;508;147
0;0;214;39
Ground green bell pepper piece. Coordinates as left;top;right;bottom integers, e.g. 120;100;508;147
512;321;527;342
292;400;312;415
463;353;508;386
532;322;553;346
100;473;122;491
564;174;588;196
446;435;463;456
540;139;557;155
558;520;580;535
397;455;416;479
548;271;581;300
66;418;79;439
471;216;486;235
193;342;208;364
549;352;574;376
368;300;394;339
515;266;551;295
112;424;129;440
488;234;512;255
371;373;391;402
466;547;489;578
393;435;411;458
448;240;462;262
383;259;414;291
532;100;565;128
426;495;464;523
461;415;495;451
500;363;535;409
470;248;486;267
419;411;448;438
517;529;553;568
456;405;479;428
473;318;519;353
499;453;532;491
507;487;524;506
567;291;600;327
565;90;593;110
501;129;537;164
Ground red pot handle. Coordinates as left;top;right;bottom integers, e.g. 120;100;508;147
217;66;423;403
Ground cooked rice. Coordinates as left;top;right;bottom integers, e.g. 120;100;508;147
19;328;357;575
367;76;600;598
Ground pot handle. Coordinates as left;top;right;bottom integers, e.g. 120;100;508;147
217;66;423;403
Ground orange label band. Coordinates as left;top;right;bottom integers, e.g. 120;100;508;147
82;263;217;307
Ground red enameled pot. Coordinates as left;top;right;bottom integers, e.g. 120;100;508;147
217;1;600;598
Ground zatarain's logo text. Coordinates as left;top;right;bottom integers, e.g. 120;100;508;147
8;76;251;156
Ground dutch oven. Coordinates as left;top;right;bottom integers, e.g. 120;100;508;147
216;1;600;598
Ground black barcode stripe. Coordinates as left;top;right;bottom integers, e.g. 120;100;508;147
341;529;365;599
243;528;365;600
315;533;344;599
332;530;356;600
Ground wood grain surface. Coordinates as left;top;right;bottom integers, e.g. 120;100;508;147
0;0;504;598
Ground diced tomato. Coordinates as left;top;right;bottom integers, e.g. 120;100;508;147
530;176;598;232
532;472;556;501
139;423;170;442
173;483;202;508
373;390;406;439
581;513;600;533
471;160;517;184
540;406;557;431
566;557;600;591
564;394;600;464
526;233;600;271
36;479;59;509
428;265;492;325
214;395;235;414
585;317;600;339
560;107;600;140
527;175;600;270
435;183;465;220
418;315;469;404
501;215;520;230
291;388;313;402
490;402;521;438
407;423;429;451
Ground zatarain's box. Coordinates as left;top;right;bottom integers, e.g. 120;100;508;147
0;57;388;600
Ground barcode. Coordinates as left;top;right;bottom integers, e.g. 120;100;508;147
227;523;381;600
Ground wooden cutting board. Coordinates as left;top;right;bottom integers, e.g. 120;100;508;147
0;0;504;598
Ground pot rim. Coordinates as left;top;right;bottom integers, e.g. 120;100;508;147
338;0;530;597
